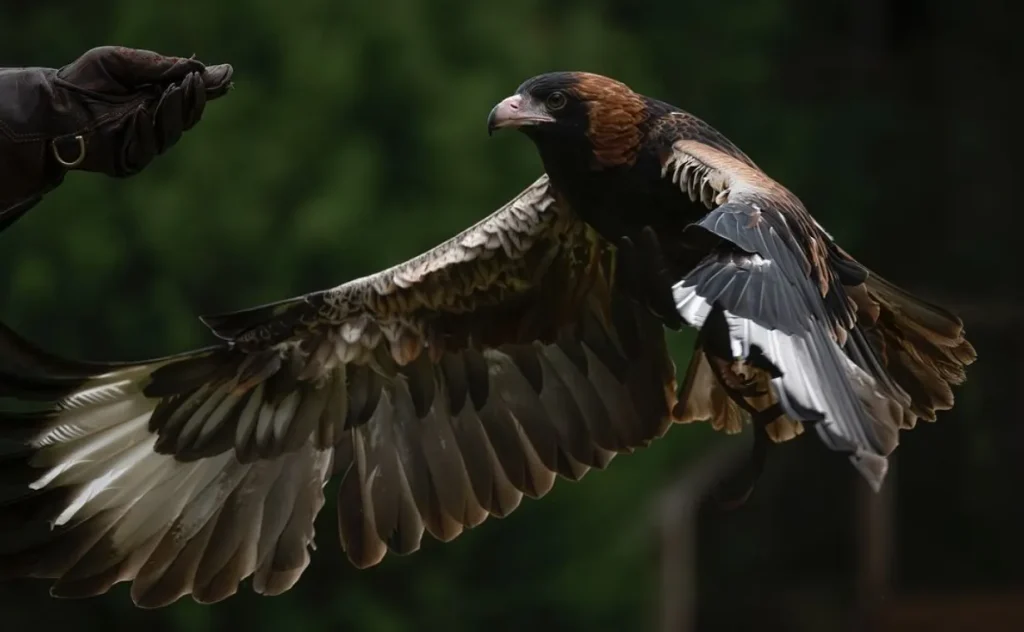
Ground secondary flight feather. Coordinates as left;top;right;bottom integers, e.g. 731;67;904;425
0;175;677;607
0;71;974;606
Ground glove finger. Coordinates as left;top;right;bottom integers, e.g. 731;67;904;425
201;63;234;99
122;109;157;175
61;47;206;91
179;72;206;132
153;84;185;153
110;47;206;86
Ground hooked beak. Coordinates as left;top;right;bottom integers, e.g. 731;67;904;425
487;94;555;136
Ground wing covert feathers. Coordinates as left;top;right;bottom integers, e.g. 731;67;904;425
0;176;678;606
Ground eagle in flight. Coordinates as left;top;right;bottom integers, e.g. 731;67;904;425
0;72;975;607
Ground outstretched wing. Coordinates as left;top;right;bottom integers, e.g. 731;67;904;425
0;175;678;607
659;134;973;489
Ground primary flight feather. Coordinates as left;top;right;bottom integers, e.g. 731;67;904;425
0;71;974;606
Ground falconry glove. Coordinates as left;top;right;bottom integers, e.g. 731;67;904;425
0;46;233;232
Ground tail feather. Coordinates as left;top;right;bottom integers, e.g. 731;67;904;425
862;273;976;425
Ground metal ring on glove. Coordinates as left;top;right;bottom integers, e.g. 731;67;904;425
51;135;86;168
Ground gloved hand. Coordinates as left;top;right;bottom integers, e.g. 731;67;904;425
0;46;233;232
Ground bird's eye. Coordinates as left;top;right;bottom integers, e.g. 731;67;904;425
546;91;567;111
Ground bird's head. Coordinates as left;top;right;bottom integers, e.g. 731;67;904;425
487;71;648;169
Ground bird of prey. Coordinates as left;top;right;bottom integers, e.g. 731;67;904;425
487;72;974;491
0;72;974;607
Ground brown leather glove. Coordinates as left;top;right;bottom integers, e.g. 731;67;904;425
0;46;233;232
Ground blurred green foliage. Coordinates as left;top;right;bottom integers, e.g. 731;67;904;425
0;2;777;628
0;0;1011;630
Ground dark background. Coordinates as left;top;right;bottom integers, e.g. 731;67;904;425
1;0;1021;630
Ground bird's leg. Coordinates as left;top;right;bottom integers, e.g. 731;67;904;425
703;354;784;509
712;402;783;509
